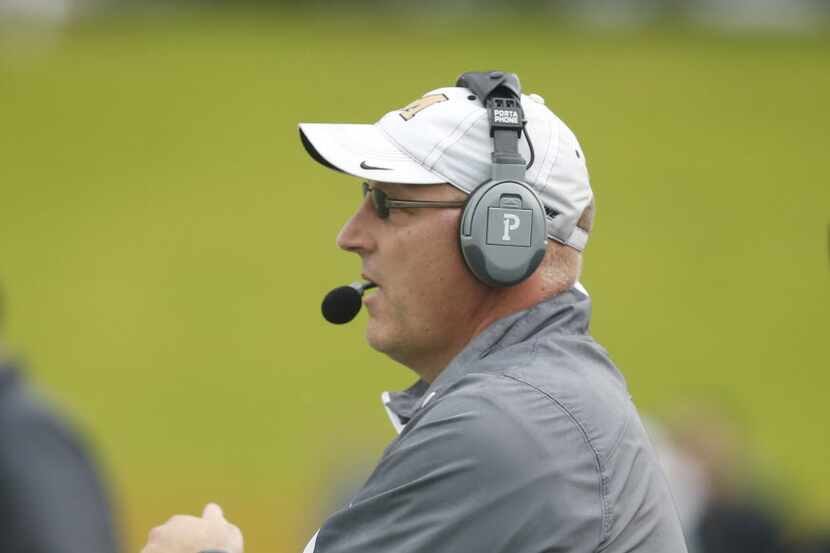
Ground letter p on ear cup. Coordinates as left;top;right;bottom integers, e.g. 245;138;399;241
459;180;547;287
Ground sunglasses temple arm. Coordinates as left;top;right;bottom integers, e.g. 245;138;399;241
385;200;467;209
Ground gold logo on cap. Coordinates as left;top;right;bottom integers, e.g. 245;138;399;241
399;93;448;121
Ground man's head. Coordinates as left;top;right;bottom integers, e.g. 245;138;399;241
300;79;592;250
301;74;594;378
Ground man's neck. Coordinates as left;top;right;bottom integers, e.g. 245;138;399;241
410;279;570;384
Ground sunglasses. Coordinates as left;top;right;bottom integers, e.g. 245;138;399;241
362;182;467;219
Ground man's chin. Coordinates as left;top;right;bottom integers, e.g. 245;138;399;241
365;318;399;356
364;319;386;353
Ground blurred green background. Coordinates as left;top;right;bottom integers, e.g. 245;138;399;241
1;5;828;552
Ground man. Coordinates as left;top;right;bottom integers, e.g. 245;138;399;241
0;287;120;553
143;72;688;553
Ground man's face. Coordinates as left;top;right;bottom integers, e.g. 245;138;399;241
336;181;490;374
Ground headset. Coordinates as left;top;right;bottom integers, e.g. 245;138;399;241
456;71;547;288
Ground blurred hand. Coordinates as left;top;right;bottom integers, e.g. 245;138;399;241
141;503;243;553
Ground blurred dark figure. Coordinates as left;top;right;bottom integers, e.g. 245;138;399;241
796;533;830;553
0;287;120;553
665;404;792;553
697;497;789;553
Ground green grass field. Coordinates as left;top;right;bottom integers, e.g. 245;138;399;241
2;11;829;551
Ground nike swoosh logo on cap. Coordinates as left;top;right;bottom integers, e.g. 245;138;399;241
360;161;392;171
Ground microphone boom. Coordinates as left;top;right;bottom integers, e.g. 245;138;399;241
321;281;376;324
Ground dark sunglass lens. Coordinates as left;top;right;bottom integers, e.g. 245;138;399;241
361;183;389;218
371;188;389;218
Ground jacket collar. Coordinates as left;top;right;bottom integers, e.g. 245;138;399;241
381;284;592;433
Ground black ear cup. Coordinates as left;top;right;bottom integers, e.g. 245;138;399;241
459;180;547;287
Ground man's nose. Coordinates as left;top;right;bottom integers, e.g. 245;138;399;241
336;197;376;254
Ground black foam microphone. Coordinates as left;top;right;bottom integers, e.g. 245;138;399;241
321;281;377;324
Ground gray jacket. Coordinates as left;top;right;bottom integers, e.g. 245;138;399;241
312;287;688;553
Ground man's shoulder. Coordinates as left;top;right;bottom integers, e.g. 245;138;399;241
449;334;636;464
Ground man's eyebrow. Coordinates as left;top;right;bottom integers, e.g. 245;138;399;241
372;183;418;199
381;183;458;201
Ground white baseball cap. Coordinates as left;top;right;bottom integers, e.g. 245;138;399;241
299;85;593;250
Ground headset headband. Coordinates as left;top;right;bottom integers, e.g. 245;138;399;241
456;71;526;182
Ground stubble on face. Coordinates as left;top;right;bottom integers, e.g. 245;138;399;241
357;183;491;380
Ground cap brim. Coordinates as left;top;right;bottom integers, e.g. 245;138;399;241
299;123;446;184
